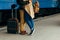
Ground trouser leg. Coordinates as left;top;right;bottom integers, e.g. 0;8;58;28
26;19;34;30
19;10;26;32
24;12;34;30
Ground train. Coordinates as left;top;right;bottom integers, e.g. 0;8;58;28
0;0;60;26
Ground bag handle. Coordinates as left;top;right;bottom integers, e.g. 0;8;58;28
11;4;17;18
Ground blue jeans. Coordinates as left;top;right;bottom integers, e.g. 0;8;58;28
24;10;34;30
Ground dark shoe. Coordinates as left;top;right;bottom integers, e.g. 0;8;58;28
20;31;27;35
28;29;35;35
33;17;37;19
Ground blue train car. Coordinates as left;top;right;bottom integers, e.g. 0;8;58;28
0;0;59;9
0;0;17;26
0;0;59;12
0;0;59;26
38;0;59;16
33;0;59;16
0;0;16;10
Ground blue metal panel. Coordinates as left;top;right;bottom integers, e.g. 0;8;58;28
0;0;16;2
0;0;17;10
38;0;58;8
0;0;58;9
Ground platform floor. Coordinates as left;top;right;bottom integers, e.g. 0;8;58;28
0;13;60;40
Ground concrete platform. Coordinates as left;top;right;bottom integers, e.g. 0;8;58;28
0;13;60;40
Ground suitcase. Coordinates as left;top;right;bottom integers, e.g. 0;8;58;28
7;4;19;34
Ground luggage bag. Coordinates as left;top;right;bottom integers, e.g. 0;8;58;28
7;4;19;34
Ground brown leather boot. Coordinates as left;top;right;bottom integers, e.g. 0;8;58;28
20;31;27;35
